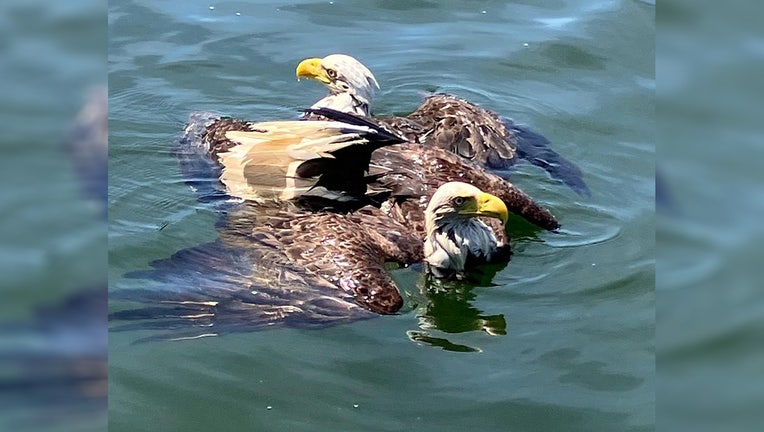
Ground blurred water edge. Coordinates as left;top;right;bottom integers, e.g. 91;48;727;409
0;0;107;431
657;0;764;430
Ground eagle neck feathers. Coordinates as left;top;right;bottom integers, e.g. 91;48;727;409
424;217;499;276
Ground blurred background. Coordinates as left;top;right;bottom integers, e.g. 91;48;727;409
0;0;106;431
658;0;764;430
107;0;653;430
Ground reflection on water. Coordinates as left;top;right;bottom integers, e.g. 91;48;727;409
110;237;377;343
408;273;509;353
112;239;511;348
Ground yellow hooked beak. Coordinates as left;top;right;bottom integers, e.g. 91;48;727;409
296;58;331;84
460;192;509;225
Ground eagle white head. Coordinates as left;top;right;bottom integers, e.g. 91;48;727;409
296;54;379;116
424;182;509;277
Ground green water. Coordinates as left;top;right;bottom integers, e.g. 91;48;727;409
108;0;654;430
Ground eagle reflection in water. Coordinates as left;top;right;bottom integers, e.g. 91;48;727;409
408;280;509;353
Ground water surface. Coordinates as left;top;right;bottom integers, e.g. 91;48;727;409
109;0;654;430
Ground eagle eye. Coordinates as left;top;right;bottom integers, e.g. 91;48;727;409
325;68;337;79
453;196;466;206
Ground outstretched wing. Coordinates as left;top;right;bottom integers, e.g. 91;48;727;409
112;203;423;340
401;94;519;168
218;120;400;202
199;110;406;204
370;143;561;234
379;94;589;196
111;238;373;341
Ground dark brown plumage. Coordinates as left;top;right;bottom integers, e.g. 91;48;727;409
377;94;519;168
191;108;559;312
378;93;589;196
113;203;425;342
113;108;561;339
296;54;589;196
370;143;561;233
200;107;560;234
111;56;581;339
221;203;421;314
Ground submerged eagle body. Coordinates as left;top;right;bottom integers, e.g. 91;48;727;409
178;106;555;294
113;180;516;338
297;54;589;196
112;58;565;337
114;107;558;337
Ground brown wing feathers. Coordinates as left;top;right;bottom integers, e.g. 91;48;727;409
379;94;590;195
224;204;420;314
204;107;560;232
378;94;518;169
369;144;560;235
171;106;559;318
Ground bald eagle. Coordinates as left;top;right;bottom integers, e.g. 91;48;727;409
199;106;560;232
180;104;556;299
296;54;589;196
112;56;568;337
112;180;514;340
194;104;559;243
112;104;560;337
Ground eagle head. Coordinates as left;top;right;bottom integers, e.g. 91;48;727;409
424;182;509;277
296;54;379;116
